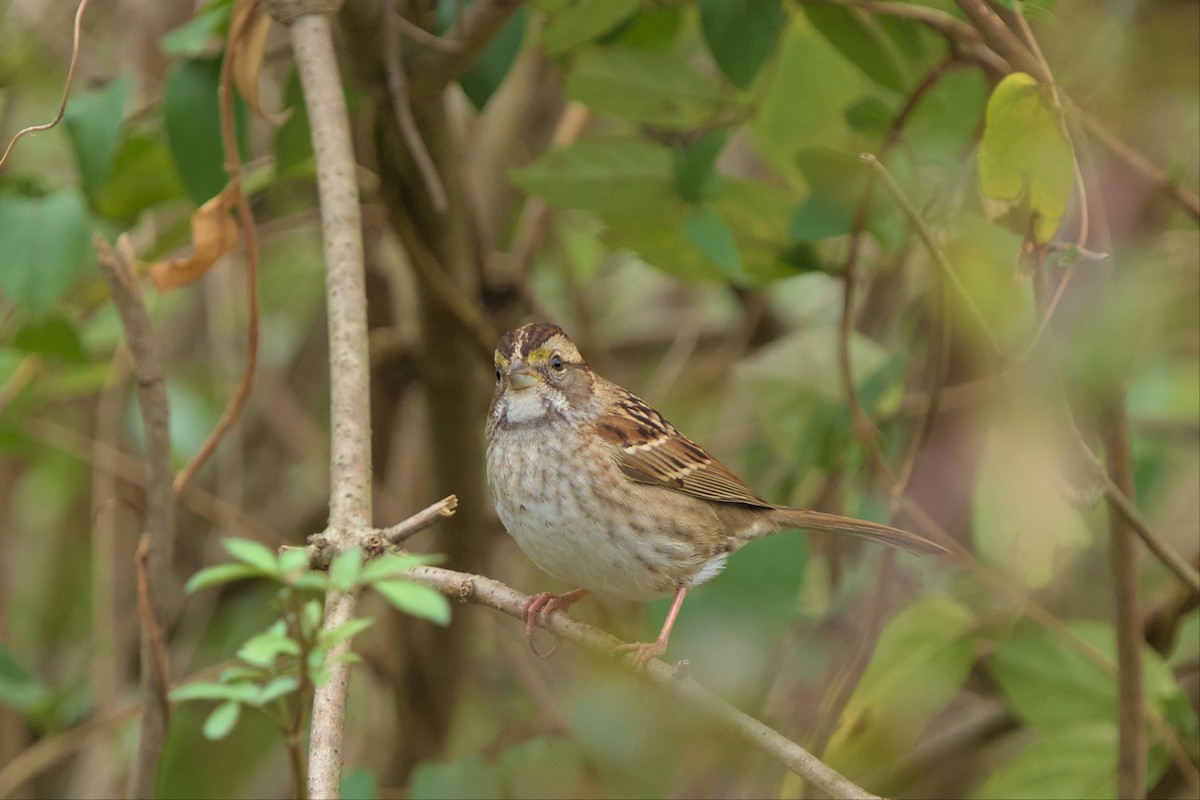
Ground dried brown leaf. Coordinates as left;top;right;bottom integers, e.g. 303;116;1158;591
148;187;238;292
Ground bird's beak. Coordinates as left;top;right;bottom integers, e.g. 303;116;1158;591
504;364;539;391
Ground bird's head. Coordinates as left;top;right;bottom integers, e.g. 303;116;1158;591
488;322;594;427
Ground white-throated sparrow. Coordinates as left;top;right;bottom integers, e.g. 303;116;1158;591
485;322;944;668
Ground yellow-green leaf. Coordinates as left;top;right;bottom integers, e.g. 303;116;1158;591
977;72;1074;243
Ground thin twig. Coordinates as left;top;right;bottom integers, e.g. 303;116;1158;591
1071;105;1200;221
384;0;449;214
173;0;264;496
860;153;1003;358
95;234;176;799
1104;475;1200;595
953;0;1046;80
380;495;459;545
0;0;94;170
407;566;883;800
394;13;462;51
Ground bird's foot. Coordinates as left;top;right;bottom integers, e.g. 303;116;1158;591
521;589;587;659
613;637;669;671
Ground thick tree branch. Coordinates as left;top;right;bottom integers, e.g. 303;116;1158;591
94;235;176;799
405;566;883;800
265;1;372;796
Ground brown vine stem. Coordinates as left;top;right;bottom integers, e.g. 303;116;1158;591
0;0;93;170
407;566;883;800
264;1;373;796
173;0;264;496
94;235;176;799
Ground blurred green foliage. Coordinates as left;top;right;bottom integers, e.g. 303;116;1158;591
0;0;1196;798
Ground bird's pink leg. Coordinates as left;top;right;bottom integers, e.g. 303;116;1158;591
615;585;689;670
521;588;589;658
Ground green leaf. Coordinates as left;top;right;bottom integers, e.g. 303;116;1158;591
972;423;1091;589
329;547;363;592
277;547;311;575
185;563;263;593
374;580;451;626
290;571;331;591
63;77;132;202
160;1;232;57
511;139;675;217
319;617;374;650
254;676;300;706
170;681;260;703
12;317;87;363
410;755;503;800
273;71;313;178
0;644;50;715
615;6;683;50
542;0;640;56
977;72;1074;243
974;722;1118;800
163;56;248;205
843;95;894;136
682;207;743;279
750;19;865;184
454;5;527;108
826;598;976;774
674;130;727;202
340;767;378;800
803;5;906;92
565;45;727;129
498;737;587;799
741;324;890;459
203;700;241;740
0;189;93;314
990;619;1191;734
238;629;299;667
790;146;869;241
302;600;324;635
222;538;279;573
700;0;784;88
94;132;186;222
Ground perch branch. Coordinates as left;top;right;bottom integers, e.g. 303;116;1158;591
94;235;176;799
406;566;883;800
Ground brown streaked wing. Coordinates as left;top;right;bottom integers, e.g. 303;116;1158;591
594;389;772;509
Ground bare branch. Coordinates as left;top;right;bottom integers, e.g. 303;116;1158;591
407;566;883;800
94;234;176;799
380;495;458;545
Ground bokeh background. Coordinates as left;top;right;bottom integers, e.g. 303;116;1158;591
0;0;1197;797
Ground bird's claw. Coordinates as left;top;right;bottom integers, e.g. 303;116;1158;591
521;591;577;659
614;638;668;671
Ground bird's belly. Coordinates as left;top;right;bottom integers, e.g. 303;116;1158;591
487;431;707;602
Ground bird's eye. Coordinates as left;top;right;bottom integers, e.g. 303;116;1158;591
495;367;501;382
549;354;564;372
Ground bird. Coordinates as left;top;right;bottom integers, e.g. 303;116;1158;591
484;322;945;669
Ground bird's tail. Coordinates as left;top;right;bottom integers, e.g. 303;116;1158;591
769;508;946;556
